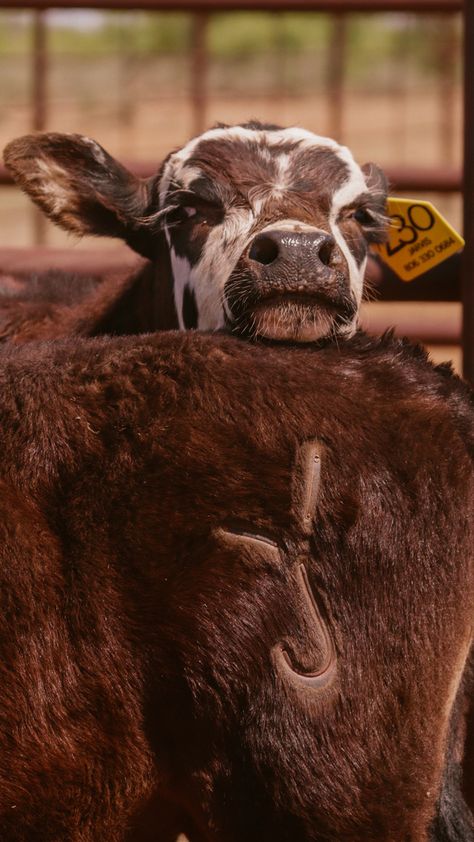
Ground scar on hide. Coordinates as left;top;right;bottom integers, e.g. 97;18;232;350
217;438;336;693
272;562;336;690
216;528;279;551
292;439;322;535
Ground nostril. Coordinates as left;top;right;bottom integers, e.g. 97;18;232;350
249;235;280;266
318;238;334;267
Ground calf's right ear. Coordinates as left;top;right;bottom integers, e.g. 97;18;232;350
3;133;160;259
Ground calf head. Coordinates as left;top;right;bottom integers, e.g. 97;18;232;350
4;122;388;342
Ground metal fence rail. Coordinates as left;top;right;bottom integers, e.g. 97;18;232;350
1;0;464;10
463;0;474;380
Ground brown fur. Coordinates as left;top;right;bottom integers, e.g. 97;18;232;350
0;329;472;841
0;260;179;344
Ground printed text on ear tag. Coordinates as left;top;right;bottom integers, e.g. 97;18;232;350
374;197;464;282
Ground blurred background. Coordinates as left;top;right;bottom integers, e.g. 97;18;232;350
0;5;465;367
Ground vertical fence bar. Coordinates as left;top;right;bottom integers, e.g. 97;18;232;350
437;14;458;164
272;12;286;113
117;12;137;158
327;13;347;142
32;9;47;245
190;12;209;137
462;4;474;383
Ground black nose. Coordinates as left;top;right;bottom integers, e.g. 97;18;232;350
248;229;335;269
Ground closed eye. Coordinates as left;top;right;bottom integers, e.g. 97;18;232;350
338;202;388;245
181;206;198;219
350;205;389;244
353;207;375;225
166;194;224;227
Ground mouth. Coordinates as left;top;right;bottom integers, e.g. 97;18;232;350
226;288;357;343
255;291;339;310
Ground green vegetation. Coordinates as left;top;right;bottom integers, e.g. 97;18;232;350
208;13;331;57
0;9;462;88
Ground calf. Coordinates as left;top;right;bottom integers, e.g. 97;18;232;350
0;329;472;841
3;122;388;343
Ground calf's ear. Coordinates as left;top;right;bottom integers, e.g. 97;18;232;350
361;162;389;242
361;161;388;203
3;133;160;259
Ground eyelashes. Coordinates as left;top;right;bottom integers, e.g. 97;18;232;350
166;199;224;228
346;205;390;244
164;188;389;244
353;207;375;225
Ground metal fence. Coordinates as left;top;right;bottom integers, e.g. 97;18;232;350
1;1;464;10
1;0;472;379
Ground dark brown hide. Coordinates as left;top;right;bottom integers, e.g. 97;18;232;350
0;330;472;841
0;257;178;344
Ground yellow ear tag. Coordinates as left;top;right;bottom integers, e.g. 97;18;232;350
374;197;464;282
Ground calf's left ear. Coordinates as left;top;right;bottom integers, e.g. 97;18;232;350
3;133;160;259
361;162;389;203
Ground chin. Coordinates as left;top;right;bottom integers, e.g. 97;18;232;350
243;301;356;343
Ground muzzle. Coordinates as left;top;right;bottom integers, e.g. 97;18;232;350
225;226;357;340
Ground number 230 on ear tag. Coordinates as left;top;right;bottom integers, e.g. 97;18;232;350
374;198;464;282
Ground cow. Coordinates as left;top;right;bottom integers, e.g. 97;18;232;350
2;121;388;344
0;328;472;841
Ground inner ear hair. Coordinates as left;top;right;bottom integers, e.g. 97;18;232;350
361;162;389;203
3;133;157;255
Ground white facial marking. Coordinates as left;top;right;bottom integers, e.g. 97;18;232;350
162;225;190;330
258;218;325;236
170;250;192;331
188;206;255;331
269;153;291;197
178;165;203;192
328;151;368;307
